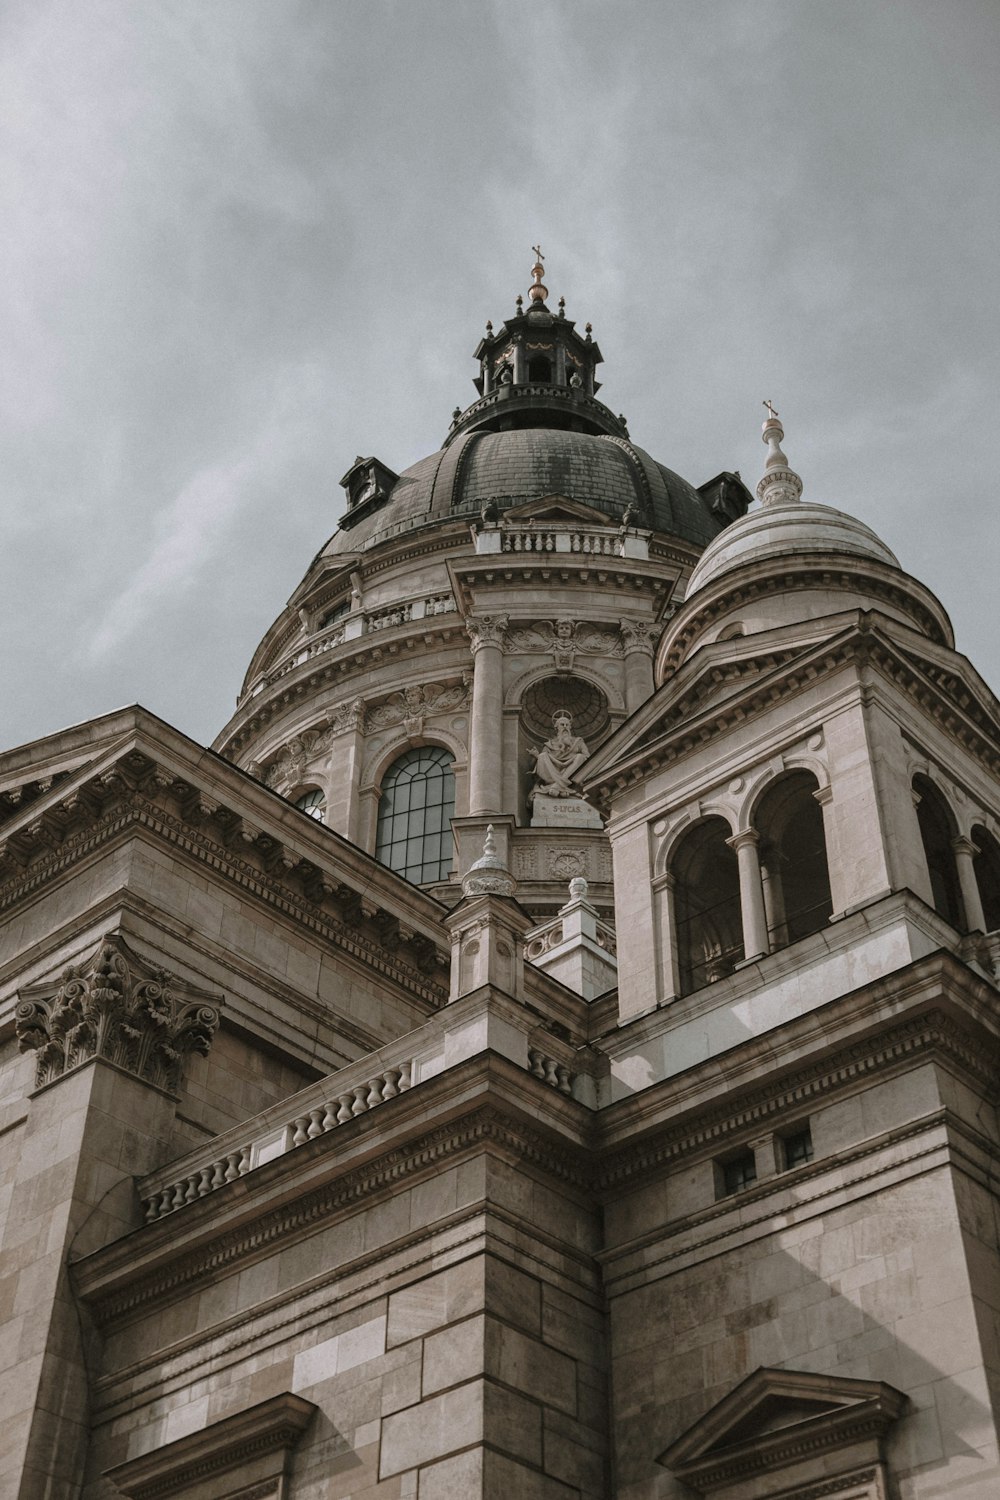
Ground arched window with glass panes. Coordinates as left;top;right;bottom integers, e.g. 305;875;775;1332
294;787;326;821
375;746;455;884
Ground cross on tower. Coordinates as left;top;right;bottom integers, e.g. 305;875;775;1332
532;244;544;264
763;399;779;421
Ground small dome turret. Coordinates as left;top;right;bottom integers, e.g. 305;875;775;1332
686;405;899;595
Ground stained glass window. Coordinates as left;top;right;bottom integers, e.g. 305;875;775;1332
375;747;455;883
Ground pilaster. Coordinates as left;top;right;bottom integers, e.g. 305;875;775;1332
3;934;221;1500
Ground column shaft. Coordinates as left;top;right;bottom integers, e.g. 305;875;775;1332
729;830;769;961
467;619;506;816
954;836;986;933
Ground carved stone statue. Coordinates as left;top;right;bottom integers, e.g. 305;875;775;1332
528;712;591;800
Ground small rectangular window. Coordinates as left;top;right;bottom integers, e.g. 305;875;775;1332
719;1150;757;1197
782;1127;814;1170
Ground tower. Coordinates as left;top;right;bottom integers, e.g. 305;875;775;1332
1;269;999;1500
215;253;752;919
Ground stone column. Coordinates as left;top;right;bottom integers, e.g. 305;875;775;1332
324;698;366;842
466;616;507;817
653;871;680;1002
953;836;986;933
727;829;769;961
760;856;787;948
619;620;657;712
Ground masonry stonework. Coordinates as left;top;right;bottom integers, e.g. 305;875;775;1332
2;267;999;1497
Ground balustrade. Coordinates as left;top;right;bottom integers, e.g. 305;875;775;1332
141;1061;412;1222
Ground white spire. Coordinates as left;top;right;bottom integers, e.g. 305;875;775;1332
756;402;803;508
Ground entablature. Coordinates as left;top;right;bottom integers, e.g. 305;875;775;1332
0;712;452;1012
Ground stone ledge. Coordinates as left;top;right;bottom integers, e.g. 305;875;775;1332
104;1390;316;1500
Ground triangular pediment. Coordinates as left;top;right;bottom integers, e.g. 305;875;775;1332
659;1366;907;1491
579;621;851;792
0;707;146;828
503;494;612;526
580;604;1000;802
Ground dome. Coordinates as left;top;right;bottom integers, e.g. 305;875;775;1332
323;427;722;557
686;498;900;595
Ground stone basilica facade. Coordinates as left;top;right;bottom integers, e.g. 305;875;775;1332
2;260;1000;1500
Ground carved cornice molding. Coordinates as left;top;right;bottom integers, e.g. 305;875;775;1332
592;619;1000;805
16;933;221;1091
659;1365;906;1496
80;1101;589;1327
104;1390;316;1500
222;616;468;753
0;758;449;1008
595;1005;998;1194
661;567;948;676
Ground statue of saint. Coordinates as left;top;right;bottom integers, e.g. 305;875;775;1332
528;712;591;799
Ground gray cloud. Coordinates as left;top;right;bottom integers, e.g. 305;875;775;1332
2;0;998;749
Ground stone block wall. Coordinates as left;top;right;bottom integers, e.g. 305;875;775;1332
81;1132;607;1499
602;1055;1000;1499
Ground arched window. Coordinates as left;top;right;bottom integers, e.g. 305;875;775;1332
754;771;832;948
672;817;743;996
375;747;455;884
527;355;551;383
972;824;1000;932
294;787;326;821
912;774;964;928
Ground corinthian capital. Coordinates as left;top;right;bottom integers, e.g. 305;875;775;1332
618;618;659;656
16;933;221;1091
467;614;509;654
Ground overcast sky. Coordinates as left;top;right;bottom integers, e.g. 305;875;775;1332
3;0;998;753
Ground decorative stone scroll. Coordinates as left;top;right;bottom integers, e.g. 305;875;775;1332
618;618;660;656
16;933;221;1091
506;617;620;673
264;725;333;791
364;675;472;737
466;614;509;653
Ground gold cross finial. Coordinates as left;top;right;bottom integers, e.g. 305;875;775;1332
763;399;779;421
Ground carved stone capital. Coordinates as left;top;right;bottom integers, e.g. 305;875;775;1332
618;618;659;656
467;614;509;654
16;933;222;1091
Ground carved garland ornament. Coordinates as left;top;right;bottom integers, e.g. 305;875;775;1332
16;933;221;1091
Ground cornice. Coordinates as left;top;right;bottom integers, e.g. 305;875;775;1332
221;617;469;754
866;637;1000;776
588;617;1000;805
659;559;949;676
76;1080;591;1327
104;1390;316;1500
0;755;449;1009
587;628;860;801
594;1000;998;1195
